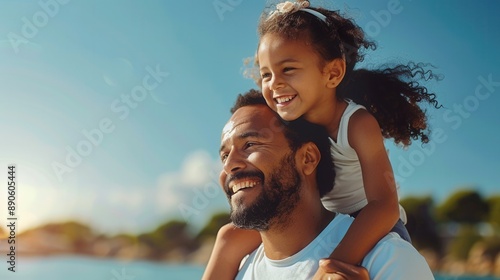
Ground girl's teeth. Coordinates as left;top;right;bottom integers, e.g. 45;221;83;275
276;96;293;104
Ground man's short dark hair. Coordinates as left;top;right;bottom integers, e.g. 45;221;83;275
230;89;334;197
230;89;268;114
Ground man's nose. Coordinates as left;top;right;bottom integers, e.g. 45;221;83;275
223;148;246;175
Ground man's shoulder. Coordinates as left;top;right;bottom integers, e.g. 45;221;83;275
362;233;434;279
236;214;352;279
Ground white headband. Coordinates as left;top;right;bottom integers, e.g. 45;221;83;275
268;1;328;24
300;8;327;23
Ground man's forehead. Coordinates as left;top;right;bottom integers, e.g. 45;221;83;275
222;105;281;140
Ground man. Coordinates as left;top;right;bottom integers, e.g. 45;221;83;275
218;89;434;279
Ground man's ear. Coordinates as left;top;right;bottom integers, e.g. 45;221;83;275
297;142;321;176
324;58;346;89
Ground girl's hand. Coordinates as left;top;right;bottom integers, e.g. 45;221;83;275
312;259;369;280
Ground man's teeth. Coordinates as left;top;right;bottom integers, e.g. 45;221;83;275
276;96;294;104
232;181;258;194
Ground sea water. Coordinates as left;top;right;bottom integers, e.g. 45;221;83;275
0;256;204;280
0;256;498;280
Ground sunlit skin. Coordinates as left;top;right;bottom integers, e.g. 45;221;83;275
202;104;369;280
219;105;334;259
219;108;287;213
204;34;398;279
258;32;347;133
258;33;400;280
219;109;287;211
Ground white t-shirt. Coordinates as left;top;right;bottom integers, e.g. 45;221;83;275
236;214;434;280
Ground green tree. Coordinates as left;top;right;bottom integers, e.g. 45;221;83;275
448;225;482;260
400;196;442;254
139;220;198;259
479;237;500;261
196;212;230;242
436;189;489;224
487;195;500;226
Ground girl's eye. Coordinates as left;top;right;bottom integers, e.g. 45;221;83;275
283;67;295;73
261;72;271;79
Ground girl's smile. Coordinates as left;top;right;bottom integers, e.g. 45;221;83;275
257;33;338;125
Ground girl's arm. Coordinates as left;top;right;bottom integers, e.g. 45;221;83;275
202;223;262;280
316;259;369;280
328;109;400;266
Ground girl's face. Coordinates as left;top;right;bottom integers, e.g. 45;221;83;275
258;33;334;123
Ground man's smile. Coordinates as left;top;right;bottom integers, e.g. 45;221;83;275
228;179;260;196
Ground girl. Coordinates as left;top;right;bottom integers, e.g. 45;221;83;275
203;1;441;279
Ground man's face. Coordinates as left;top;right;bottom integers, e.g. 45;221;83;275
219;105;302;231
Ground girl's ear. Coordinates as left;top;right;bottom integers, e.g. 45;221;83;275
324;58;346;88
297;142;321;176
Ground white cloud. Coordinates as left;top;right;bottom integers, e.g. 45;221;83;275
108;188;145;209
155;150;227;225
180;150;220;186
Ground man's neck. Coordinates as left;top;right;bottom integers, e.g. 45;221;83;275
260;205;336;260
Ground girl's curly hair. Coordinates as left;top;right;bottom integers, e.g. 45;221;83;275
257;4;442;146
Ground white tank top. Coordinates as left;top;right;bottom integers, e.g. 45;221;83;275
321;101;407;223
321;101;367;214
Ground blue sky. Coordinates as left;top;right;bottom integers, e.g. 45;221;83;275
0;0;499;235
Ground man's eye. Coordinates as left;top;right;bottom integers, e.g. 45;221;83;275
220;154;228;162
245;142;256;149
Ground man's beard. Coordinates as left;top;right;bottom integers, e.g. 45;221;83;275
228;152;301;231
